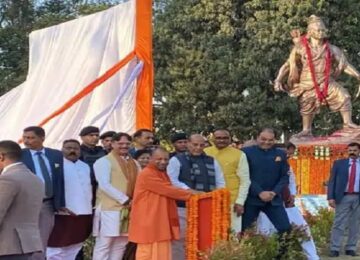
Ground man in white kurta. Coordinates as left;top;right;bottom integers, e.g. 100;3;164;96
92;133;139;260
47;139;93;260
257;144;319;260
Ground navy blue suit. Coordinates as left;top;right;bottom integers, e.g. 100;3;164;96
241;145;291;233
328;159;355;204
21;148;65;211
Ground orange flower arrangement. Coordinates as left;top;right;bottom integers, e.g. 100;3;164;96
186;189;231;260
290;144;348;195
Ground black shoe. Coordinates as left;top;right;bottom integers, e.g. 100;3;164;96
345;250;358;256
329;251;339;257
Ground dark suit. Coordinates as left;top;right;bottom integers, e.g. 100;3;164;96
327;159;354;204
21;148;65;260
21;148;65;210
241;145;291;233
328;158;360;252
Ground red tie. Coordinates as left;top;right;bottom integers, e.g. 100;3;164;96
348;159;357;193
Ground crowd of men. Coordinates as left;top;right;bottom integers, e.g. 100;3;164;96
0;125;359;259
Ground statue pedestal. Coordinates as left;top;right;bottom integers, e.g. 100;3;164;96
290;128;360;146
288;129;357;195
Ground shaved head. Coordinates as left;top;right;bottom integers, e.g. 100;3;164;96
149;147;169;171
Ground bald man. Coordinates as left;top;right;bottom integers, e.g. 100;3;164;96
167;134;225;260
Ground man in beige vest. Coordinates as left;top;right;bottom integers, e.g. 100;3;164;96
92;132;140;260
0;140;44;260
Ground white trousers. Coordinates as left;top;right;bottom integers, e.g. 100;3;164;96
231;204;242;233
92;236;128;260
47;242;83;260
257;206;319;260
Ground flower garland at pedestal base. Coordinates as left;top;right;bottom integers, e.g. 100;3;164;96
186;189;230;260
290;144;347;194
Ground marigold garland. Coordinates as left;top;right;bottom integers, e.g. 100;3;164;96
186;189;231;260
301;35;332;102
290;144;347;195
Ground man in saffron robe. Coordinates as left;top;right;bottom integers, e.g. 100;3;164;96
129;148;195;260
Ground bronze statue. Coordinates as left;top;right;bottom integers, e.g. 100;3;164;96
274;15;360;137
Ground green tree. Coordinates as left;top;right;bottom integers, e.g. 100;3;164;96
154;0;360;140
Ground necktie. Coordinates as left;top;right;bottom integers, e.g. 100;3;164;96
36;152;53;198
348;159;357;193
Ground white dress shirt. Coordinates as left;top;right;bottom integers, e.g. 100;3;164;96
63;158;92;215
30;149;53;183
167;156;226;190
346;158;360;192
93;156;134;237
289;167;297;196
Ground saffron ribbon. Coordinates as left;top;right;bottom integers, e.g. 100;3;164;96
301;35;332;102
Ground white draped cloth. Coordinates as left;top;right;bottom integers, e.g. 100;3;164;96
0;0;139;148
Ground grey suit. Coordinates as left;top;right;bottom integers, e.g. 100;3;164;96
0;163;44;258
328;158;360;251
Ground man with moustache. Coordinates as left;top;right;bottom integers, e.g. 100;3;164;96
129;129;154;157
205;129;250;234
21;126;66;260
47;140;92;260
92;133;140;260
129;148;196;260
328;142;360;257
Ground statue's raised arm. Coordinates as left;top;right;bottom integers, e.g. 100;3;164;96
274;15;360;138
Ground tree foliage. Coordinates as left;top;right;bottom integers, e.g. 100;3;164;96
154;0;360;140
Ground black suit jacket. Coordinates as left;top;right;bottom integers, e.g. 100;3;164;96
328;158;359;204
21;148;65;211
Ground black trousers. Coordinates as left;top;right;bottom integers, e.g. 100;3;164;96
242;202;291;233
0;253;32;260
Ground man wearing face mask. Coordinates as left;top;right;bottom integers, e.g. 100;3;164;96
167;134;225;260
47;140;92;260
328;142;360;257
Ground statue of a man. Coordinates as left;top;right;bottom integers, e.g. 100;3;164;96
274;15;360;137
